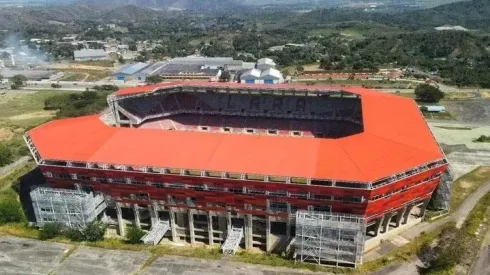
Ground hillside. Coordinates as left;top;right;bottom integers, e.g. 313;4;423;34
301;0;490;30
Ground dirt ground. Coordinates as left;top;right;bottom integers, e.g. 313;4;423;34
46;64;110;71
443;99;490;124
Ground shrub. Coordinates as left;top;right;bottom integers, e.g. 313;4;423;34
39;223;61;240
125;226;146;244
0;142;14;166
0;191;26;224
65;228;85;242
83;221;107;242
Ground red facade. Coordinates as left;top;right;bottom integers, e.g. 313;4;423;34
39;162;446;222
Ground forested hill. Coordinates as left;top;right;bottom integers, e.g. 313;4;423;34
302;0;490;30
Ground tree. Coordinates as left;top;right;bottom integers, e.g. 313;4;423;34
0;142;14;166
51;83;61;89
219;71;231;82
10;74;27;87
145;75;163;84
0;192;26;224
128;42;137;51
118;56;125;64
126;226;145;244
415;84;445;103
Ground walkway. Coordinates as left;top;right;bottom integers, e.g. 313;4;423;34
0;156;30;178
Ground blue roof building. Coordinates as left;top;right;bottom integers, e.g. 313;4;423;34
112;62;150;81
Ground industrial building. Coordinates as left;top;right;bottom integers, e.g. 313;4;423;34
152;57;254;81
25;82;449;267
112;62;151;81
240;58;284;84
74;49;109;61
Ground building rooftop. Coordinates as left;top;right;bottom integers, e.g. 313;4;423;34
74;49;108;58
260;68;283;79
27;82;444;184
240;68;261;79
113;62;150;76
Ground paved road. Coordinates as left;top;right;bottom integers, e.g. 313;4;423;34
0;156;31;183
0;236;330;275
469;225;490;275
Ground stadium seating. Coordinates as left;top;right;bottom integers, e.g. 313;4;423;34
118;91;363;138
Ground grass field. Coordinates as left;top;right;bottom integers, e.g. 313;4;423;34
73;60;115;68
0;90;77;143
450;167;490;210
60;70;111;82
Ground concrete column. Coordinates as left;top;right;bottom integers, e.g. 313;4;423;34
176;212;185;227
226;211;232;231
286;218;291;238
381;212;394;234
148;204;158;226
245;214;253;249
133;204;141;229
372;216;384;237
116;202;126;237
395;207;406;227
403;204;415;224
266;216;272;253
419;199;430;218
207;212;214;246
286;203;292;238
188;210;195;244
169;208;178;242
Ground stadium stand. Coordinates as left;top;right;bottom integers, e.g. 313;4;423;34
118;91;363;138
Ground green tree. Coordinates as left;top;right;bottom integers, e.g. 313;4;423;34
145;75;163;84
118;56;125;64
126;226;145;244
128;42;137;51
0;192;26;224
83;220;107;242
415;84;445;103
219;71;231;82
0;142;14;166
39;223;61;240
51;83;61;89
10;74;27;87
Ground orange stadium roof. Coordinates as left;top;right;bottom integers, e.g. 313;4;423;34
27;82;444;183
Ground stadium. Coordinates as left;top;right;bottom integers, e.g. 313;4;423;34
25;82;449;267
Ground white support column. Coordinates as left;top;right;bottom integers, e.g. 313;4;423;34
286;203;292;238
227;211;232;231
148;204;158;226
133;204;141;229
207;212;214;246
188;210;195;244
245;214;253;249
116;202;126;237
266;216;272;253
169;208;178;242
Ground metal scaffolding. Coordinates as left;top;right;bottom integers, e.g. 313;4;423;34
295;210;365;268
431;168;454;210
141;220;170;245
221;226;244;255
30;187;106;229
